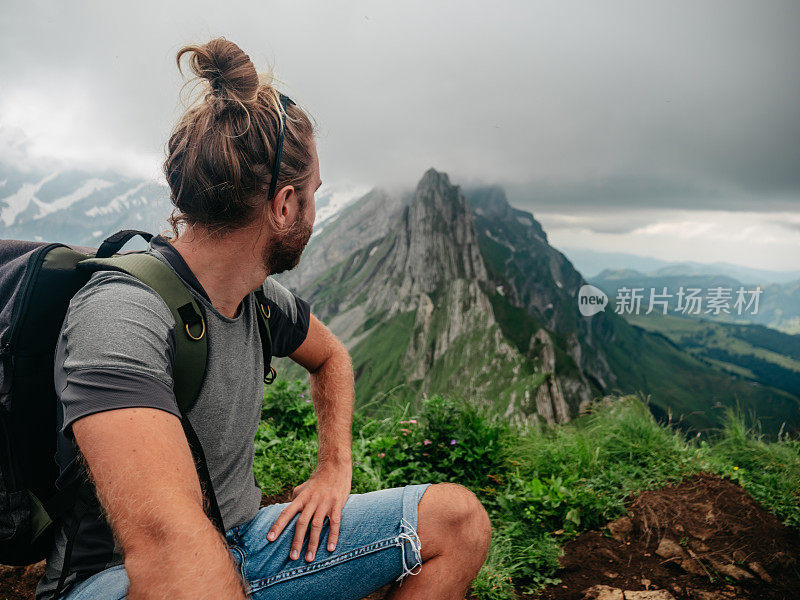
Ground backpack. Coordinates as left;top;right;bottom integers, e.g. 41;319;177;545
0;229;276;567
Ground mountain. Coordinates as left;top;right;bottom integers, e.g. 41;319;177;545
0;163;173;247
590;268;800;334
276;169;800;433
280;169;580;426
0;160;365;247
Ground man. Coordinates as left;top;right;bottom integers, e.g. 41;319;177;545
36;38;491;600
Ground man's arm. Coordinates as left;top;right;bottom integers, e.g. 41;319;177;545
265;314;354;563
72;407;248;600
291;314;354;468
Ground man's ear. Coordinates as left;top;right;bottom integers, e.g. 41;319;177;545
269;184;297;229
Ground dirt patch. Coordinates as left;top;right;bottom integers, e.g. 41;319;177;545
538;473;800;600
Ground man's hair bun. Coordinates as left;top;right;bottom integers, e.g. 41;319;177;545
176;36;260;112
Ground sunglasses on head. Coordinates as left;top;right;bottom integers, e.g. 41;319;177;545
267;92;296;203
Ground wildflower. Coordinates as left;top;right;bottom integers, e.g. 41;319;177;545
399;419;418;425
423;439;433;445
379;452;385;458
399;428;411;434
450;439;457;445
300;394;305;398
305;399;311;403
733;466;739;471
422;452;429;457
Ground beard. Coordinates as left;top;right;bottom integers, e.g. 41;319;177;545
261;210;314;275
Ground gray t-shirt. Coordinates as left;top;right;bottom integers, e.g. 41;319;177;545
36;235;311;600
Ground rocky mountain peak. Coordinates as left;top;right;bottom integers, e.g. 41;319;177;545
387;168;489;297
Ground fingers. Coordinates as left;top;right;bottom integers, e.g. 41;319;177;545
266;494;347;562
291;499;320;561
303;502;330;562
266;499;303;543
327;503;342;552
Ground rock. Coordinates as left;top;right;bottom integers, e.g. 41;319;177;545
604;571;619;579
654;538;707;575
746;561;772;582
623;591;677;600
582;584;624;600
606;516;634;542
679;557;707;576
709;559;754;581
655;537;686;560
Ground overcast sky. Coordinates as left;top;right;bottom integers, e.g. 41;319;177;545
1;0;798;270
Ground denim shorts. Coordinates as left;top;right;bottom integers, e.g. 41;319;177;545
59;483;433;600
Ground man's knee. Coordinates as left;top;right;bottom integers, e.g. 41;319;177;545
419;482;491;554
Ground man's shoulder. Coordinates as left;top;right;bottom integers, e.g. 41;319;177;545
71;267;176;326
261;276;303;322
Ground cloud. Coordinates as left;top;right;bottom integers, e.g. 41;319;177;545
540;209;800;271
1;1;798;201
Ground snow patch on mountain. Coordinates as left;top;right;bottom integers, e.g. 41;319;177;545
35;178;114;219
0;171;60;227
85;182;149;217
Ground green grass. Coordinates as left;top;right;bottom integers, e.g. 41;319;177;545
255;379;800;599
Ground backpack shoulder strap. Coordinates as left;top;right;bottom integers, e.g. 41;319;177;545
77;253;207;414
253;289;276;385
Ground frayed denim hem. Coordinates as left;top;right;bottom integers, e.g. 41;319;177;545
395;516;424;584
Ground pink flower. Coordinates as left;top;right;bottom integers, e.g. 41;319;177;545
399;428;412;434
450;439;457;445
423;439;433;445
378;452;385;458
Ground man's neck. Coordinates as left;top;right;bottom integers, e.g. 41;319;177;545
167;227;269;319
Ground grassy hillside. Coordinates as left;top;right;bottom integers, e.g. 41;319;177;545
626;313;800;395
256;379;800;599
604;316;800;435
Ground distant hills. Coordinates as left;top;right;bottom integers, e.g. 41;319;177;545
564;247;800;285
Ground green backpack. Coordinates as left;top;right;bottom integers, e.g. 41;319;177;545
0;229;276;569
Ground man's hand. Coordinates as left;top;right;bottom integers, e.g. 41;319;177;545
266;462;353;562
